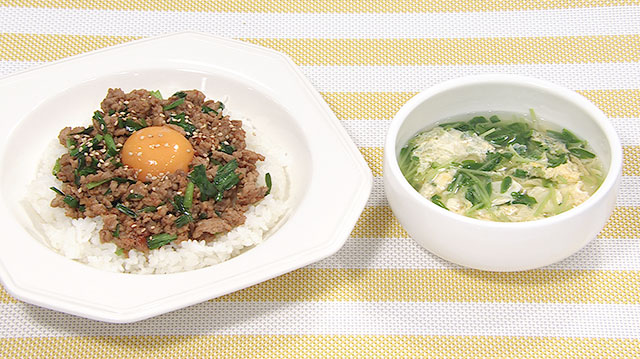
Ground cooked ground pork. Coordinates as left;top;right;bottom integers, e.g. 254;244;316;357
51;89;268;252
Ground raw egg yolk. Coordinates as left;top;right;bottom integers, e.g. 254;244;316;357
122;126;194;181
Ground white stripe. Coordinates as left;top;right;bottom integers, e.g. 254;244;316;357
313;238;640;270
302;64;640;92
0;61;45;77
1;301;638;337
342;119;640;147
1;7;639;38
3;62;640;91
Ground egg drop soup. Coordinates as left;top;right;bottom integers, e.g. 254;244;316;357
398;111;604;222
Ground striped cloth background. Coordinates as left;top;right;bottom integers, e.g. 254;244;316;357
1;1;639;358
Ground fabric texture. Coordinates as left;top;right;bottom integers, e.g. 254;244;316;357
1;1;639;357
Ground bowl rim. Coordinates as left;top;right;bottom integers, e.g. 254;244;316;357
385;73;623;229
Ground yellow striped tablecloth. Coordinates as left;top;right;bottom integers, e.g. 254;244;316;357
1;1;639;358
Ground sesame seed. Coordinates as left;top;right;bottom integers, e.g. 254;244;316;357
128;152;133;156
186;149;191;153
139;136;145;140
137;152;143;156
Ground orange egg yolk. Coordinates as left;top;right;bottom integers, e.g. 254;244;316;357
121;126;194;181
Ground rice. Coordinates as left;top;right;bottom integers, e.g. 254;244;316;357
26;116;290;274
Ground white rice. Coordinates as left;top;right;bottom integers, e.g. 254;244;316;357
26;116;290;274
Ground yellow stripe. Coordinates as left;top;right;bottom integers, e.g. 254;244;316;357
352;206;640;240
624;146;640;176
321;91;640;120
243;37;640;65
0;285;18;304
2;34;639;66
216;268;640;304
2;335;638;358
2;267;638;305
2;0;638;13
360;146;640;178
579;89;640;119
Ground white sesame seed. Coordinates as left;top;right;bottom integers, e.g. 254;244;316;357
128;152;133;156
137;152;143;156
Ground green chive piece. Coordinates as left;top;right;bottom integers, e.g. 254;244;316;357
175;215;192;228
184;182;194;210
127;193;144;200
113;223;120;238
140;206;158;213
163;98;184;111
147;233;177;250
103;133;118;156
50;186;65;196
116;203;137;218
265;173;272;196
114;247;124;256
52;158;61;176
218;143;235;154
149;90;162;99
93;111;107;133
87;178;112;190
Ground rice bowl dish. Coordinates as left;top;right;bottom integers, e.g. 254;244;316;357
26;93;290;274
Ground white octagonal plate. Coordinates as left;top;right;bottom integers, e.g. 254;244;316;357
0;32;372;322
